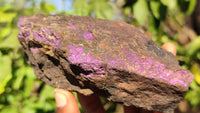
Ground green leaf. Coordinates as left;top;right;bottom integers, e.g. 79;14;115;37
13;66;26;90
185;81;200;108
38;85;55;111
0;29;20;49
0;6;17;23
74;0;91;16
40;85;55;101
40;1;56;14
0;55;12;94
150;1;160;19
186;37;200;63
197;52;200;60
161;0;177;10
186;0;197;15
22;96;38;112
124;7;131;16
133;0;148;25
0;5;12;12
0;106;18;113
0;26;11;42
190;80;199;90
92;0;113;19
191;64;200;85
23;67;36;98
44;4;56;13
148;15;159;33
0;75;12;94
150;1;167;20
21;106;36;113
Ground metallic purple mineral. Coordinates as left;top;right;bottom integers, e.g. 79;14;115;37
17;14;193;113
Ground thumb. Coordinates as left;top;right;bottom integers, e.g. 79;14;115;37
54;89;80;113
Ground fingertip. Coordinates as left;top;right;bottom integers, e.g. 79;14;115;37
54;89;80;113
162;42;177;56
54;91;67;107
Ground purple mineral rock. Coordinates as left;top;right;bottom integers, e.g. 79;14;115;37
17;14;193;113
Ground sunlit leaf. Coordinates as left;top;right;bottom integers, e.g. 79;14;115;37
44;4;56;13
13;66;26;90
0;6;17;23
38;85;55;111
186;0;197;15
133;0;148;25
74;0;91;16
124;7;131;16
191;64;200;85
23;67;36;98
22;96;38;112
197;52;200;60
92;0;113;19
0;26;11;42
161;0;177;10
40;85;55;101
0;106;18;113
186;37;200;63
0;55;12;94
0;5;12;12
26;67;36;79
148;15;159;33
150;1;160;19
21;107;36;113
0;29;20;49
185;81;200;108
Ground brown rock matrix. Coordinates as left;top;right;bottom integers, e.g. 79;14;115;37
17;14;193;113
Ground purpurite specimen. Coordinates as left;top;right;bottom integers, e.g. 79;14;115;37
17;14;193;113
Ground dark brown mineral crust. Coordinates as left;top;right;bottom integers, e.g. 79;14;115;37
17;14;193;113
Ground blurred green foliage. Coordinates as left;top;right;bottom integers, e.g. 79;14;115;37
0;0;200;112
0;1;57;112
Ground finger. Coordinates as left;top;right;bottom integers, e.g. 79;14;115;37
162;42;177;56
54;89;80;113
78;93;106;113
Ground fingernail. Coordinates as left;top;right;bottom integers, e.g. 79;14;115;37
55;92;67;107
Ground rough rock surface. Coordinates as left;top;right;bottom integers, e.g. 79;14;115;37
17;14;193;113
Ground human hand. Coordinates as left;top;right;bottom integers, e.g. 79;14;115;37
54;42;177;113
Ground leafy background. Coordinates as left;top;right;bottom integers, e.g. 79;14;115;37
0;0;200;113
